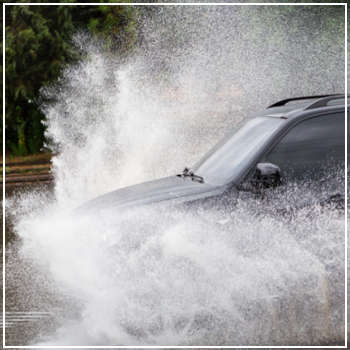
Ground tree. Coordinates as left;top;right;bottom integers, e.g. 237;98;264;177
4;2;137;155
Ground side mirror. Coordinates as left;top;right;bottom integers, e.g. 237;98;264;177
251;162;281;188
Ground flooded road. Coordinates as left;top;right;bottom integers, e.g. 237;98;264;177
1;183;59;346
1;178;346;346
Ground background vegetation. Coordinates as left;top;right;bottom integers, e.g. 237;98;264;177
3;1;138;156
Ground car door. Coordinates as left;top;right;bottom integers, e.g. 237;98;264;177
262;111;345;183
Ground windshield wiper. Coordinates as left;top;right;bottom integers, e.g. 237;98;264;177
177;167;204;183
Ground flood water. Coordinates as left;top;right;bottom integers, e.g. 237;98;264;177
1;176;346;346
1;184;57;346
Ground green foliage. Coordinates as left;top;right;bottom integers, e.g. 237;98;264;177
4;2;137;156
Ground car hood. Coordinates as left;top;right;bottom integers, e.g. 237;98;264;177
76;175;224;214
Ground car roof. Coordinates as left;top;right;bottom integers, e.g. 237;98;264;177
256;94;348;121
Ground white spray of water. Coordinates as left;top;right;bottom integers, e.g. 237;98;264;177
6;5;345;346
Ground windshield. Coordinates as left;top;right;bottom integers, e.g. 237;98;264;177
193;117;285;185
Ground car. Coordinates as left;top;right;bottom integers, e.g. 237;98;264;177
78;94;347;214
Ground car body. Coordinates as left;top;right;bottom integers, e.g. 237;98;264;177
78;94;347;213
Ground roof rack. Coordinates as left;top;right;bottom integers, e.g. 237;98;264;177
305;94;346;110
268;94;343;108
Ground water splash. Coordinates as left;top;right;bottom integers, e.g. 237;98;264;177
7;180;344;346
6;5;345;346
41;5;345;207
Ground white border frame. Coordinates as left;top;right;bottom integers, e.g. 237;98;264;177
2;2;348;348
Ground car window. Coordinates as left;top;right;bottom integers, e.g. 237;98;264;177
193;117;285;185
264;112;345;180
